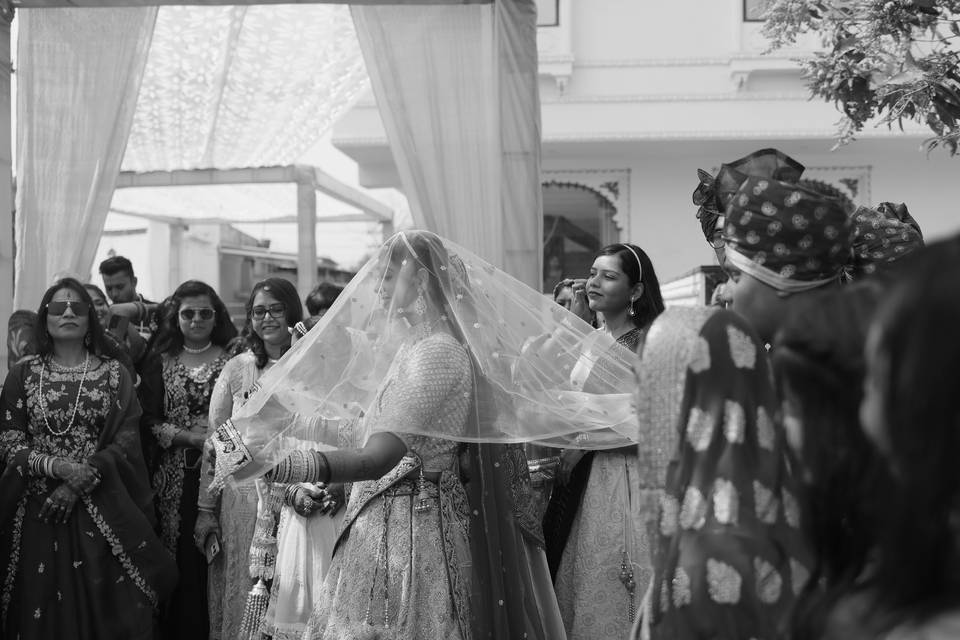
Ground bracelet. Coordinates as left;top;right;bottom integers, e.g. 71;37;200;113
28;452;58;478
293;321;308;338
283;483;301;507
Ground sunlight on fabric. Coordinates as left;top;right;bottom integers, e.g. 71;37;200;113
122;4;370;172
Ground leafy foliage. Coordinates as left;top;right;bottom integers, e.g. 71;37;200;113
763;0;960;154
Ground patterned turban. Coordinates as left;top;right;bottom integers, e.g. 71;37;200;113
848;202;924;277
723;175;854;292
693;149;806;242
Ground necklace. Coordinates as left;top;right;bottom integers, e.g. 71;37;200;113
183;342;212;354
39;353;90;437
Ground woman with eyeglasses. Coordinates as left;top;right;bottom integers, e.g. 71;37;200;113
0;278;176;639
195;277;314;640
142;280;237;640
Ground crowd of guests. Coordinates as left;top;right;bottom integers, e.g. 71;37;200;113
0;146;957;640
0;257;345;640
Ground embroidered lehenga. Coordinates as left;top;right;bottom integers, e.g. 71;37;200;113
150;351;230;639
305;331;473;639
0;357;176;640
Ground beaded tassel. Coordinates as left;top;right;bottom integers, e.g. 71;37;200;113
238;578;270;640
414;469;432;514
619;550;637;621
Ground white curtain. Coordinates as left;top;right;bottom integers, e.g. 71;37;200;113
351;0;542;287
14;7;156;310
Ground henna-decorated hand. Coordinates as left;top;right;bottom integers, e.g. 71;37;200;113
54;460;101;496
39;484;78;524
317;483;345;517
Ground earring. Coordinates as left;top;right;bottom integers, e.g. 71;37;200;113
414;291;427;316
628;298;636;317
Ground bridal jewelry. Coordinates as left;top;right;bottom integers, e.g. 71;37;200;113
619;549;637;620
413;291;427;316
39;353;90;437
183;342;212;354
415;467;433;514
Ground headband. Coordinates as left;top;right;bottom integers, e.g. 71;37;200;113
620;244;643;281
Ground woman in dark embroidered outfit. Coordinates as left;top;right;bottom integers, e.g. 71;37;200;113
0;278;176;640
143;280;236;640
550;243;665;639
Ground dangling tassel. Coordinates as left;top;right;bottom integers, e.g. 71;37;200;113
238;578;270;640
414;468;432;513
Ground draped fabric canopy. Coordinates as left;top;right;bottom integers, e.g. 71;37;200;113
123;4;369;172
13;0;542;312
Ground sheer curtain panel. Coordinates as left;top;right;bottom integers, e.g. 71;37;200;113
351;0;542;287
14;7;156;310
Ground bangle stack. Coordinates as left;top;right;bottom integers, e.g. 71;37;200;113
28;452;59;478
270;450;327;484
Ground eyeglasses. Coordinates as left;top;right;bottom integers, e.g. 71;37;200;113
46;300;90;316
179;308;216;321
252;303;286;320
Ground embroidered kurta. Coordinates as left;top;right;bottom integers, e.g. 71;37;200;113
556;326;651;640
199;351;265;640
0;357;176;640
151;351;229;640
305;331;474;640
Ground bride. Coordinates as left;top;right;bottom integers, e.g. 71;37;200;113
209;230;641;639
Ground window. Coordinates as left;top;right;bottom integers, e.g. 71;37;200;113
743;0;772;22
537;0;559;27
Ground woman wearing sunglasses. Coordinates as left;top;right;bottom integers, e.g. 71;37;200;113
0;278;177;639
195;277;316;640
142;280;237;640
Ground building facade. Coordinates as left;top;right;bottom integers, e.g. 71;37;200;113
331;0;960;294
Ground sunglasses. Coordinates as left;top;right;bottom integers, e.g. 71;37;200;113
46;300;90;316
179;308;216;321
251;303;286;320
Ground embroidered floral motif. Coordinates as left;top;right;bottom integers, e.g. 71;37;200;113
756;408;775;450
1;498;26;620
712;479;739;525
688;337;711;374
790;558;810;595
754;557;782;604
660;494;679;536
707;559;742;604
753;481;779;524
782;488;801;528
679;487;707;530
83;498;159;607
685;408;714;452
672;567;692;608
727;326;757;369
724;401;745;444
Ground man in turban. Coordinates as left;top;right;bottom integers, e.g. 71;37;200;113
847;201;924;279
718;150;854;344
